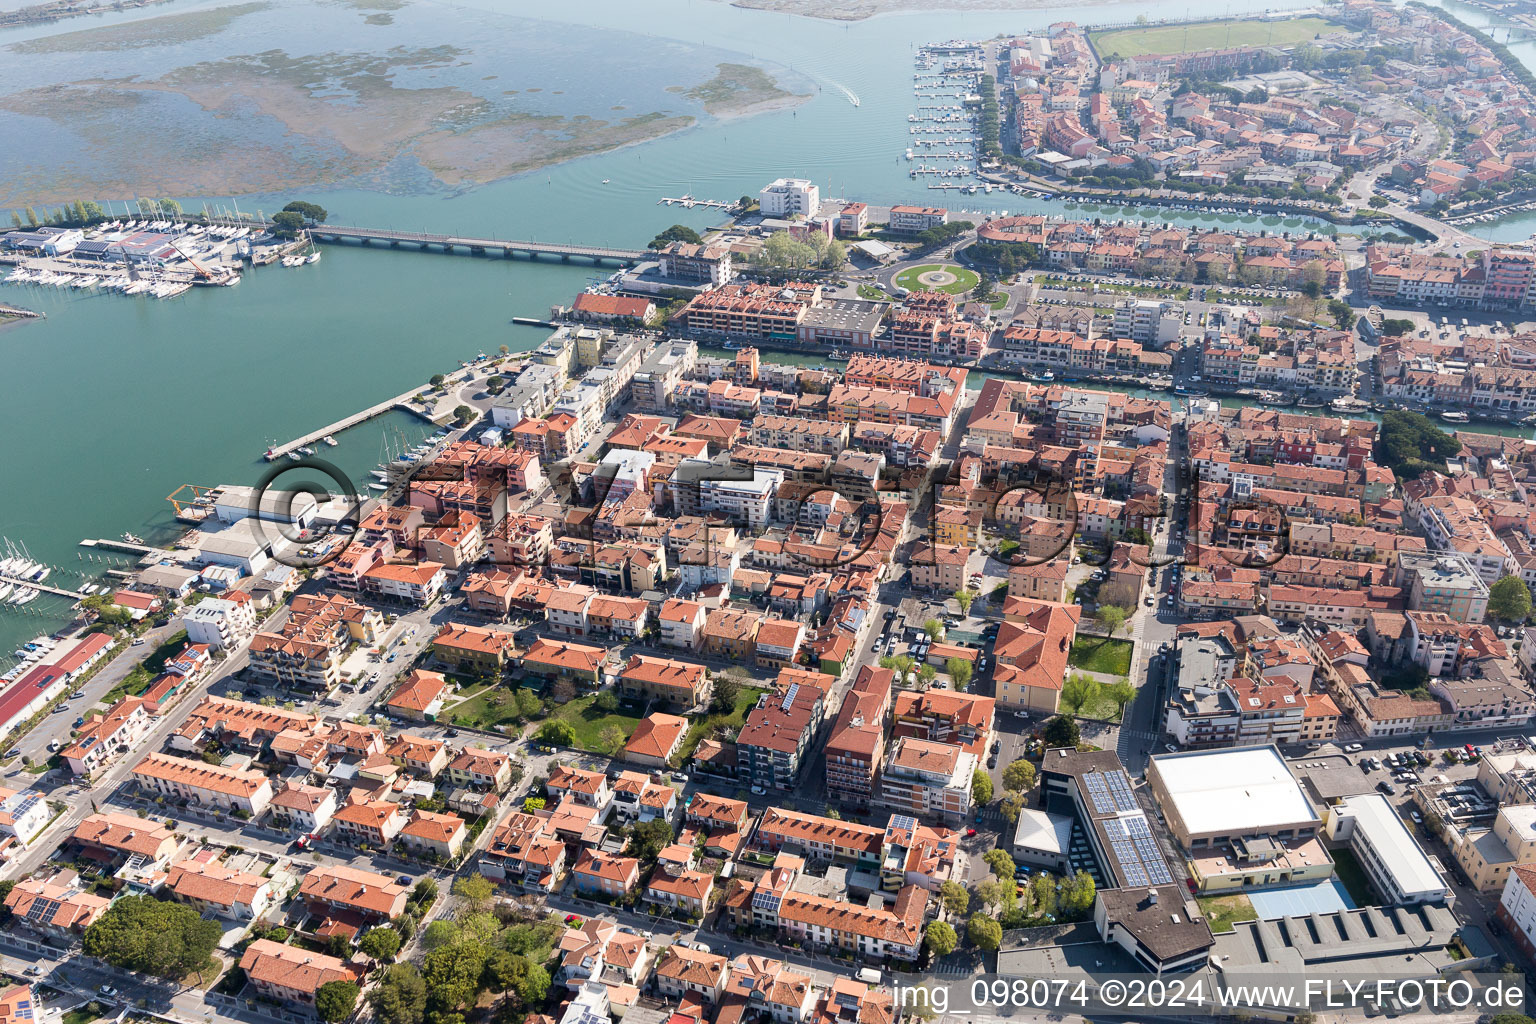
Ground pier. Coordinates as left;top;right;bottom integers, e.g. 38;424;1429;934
79;538;162;556
0;574;84;601
266;385;442;460
306;225;647;265
658;196;735;210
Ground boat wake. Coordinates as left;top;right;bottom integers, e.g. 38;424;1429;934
825;79;860;107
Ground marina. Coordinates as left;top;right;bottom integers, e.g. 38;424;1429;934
263;384;445;461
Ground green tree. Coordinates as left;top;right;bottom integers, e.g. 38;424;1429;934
1368;195;1389;209
523;796;547;812
1042;714;1080;748
270;210;305;237
598;724;627;753
754;230;819;272
939;880;970;918
954;589;975;616
453;874;495;913
1326;298;1355;330
973;770;993;805
1103;680;1136;717
369;964;427;1024
316;981;361;1023
1380;318;1414;337
360;926;403;961
8;212;18;229
537;720;576;746
1489;575;1532;622
515;688;544;719
423;939;489;1013
1003;759;1036;792
967;913;1003;951
1031;873;1059;919
948;658;972;690
453;404;476;425
23;207;37;227
975;878;1014;913
1001;789;1028;824
429;373;446;387
919;664;938;686
593;691;620;714
924;920;958;957
421;920;459;950
1060;675;1100;716
627;818;674;862
710;674;741;713
1375;410;1462;479
83;895;222;979
983;849;1016;879
158;198;181;218
412;878;439;906
647;224;702;249
1060;870;1097;917
924;618;945;640
819;238;847;270
282;200;329;224
1096;604;1128;636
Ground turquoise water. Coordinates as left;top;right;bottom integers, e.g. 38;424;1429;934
0;0;1529;662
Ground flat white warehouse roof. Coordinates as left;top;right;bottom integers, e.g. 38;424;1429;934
1334;794;1447;900
1153;746;1316;835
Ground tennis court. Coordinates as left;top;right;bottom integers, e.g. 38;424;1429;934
1246;878;1356;919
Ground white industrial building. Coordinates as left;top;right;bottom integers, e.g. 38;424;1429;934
1325;794;1451;905
1147;745;1322;848
1011;807;1074;872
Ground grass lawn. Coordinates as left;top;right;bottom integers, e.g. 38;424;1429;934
1068;637;1133;676
986;294;1009;309
857;284;889;301
1197;893;1257;934
1078;686;1129;722
445;687;524;731
552;695;645;754
1328;846;1377;906
678;686;768;762
894;263;979;295
1091;16;1344;57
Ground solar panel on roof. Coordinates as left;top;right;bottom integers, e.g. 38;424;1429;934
1083;772;1115;814
751;890;782;914
890;814;917;833
780;683;800;713
1106;770;1138;812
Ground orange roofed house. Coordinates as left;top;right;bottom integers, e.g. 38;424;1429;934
385;669;450;722
240;939;361;1007
993;598;1082;713
521;637;608;686
623;713;689;768
299;864;408;923
618;654;707;708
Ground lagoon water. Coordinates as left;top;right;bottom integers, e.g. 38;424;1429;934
0;0;1530;661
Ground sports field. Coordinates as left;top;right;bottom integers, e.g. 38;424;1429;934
1090;16;1345;57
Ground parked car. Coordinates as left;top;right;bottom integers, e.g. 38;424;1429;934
1376;780;1396;795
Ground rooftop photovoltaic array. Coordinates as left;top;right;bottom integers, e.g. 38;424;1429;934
1101;812;1173;887
751;889;783;915
890;814;917;834
780;683;800;713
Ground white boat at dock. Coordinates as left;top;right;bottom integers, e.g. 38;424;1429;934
322;435;338;446
10;588;38;606
1439;410;1471;423
297;446;316;456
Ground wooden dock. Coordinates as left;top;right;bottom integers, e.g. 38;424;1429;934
0;574;84;601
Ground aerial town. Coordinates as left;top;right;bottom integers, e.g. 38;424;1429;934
9;1;1536;1024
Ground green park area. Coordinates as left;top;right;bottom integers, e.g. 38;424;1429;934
894;263;979;295
1091;16;1344;57
1068;636;1133;676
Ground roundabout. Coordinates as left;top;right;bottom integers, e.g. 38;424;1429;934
893;263;979;295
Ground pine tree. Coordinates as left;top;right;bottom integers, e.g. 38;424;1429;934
23;207;37;227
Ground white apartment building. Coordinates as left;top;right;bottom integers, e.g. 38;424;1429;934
878;737;975;826
759;178;820;219
183;596;258;650
697;467;785;531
